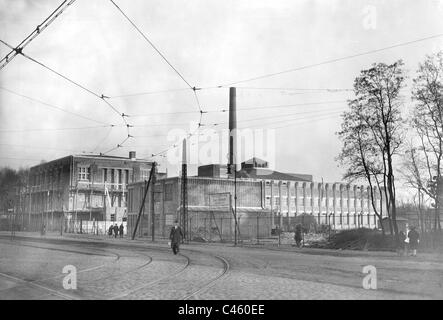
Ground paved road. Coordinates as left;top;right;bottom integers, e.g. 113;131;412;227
0;232;442;300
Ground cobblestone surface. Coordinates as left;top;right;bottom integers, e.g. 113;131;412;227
0;232;442;300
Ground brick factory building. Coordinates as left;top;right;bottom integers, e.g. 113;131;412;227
127;157;387;241
22;152;158;231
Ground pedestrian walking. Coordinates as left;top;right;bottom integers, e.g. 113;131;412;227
113;224;119;238
294;223;302;248
40;223;46;236
169;220;184;255
119;223;124;238
108;225;113;237
397;230;406;256
408;226;420;257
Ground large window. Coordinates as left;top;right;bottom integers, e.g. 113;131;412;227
78;166;90;181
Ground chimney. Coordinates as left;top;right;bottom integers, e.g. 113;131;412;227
228;87;237;173
129;151;136;161
182;139;187;165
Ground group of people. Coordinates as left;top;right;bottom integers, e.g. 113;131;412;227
108;223;124;238
397;226;420;257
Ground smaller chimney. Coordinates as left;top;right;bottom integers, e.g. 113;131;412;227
129;151;136;161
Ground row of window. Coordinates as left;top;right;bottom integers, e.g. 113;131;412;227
77;166;132;185
266;195;378;207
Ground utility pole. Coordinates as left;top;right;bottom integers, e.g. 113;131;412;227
151;162;157;242
181;139;188;242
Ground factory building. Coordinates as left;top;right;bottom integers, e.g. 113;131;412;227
23;152;157;231
126;157;386;240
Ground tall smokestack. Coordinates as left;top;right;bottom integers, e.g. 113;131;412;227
228;87;237;174
182;138;187;165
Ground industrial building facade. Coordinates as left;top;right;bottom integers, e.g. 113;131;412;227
23;152;155;231
127;158;386;240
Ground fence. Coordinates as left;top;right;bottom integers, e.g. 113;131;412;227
186;215;273;243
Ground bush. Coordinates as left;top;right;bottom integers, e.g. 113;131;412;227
326;228;395;251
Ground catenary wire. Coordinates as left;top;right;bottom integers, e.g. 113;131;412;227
221;33;443;86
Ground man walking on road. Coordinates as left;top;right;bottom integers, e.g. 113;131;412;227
113;224;119;238
169;220;184;255
408;226;420;257
119;223;124;238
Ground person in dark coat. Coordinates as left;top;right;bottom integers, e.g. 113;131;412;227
294;224;302;247
108;225;113;237
119;223;124;238
113;224;119;238
169;220;184;255
408;226;420;256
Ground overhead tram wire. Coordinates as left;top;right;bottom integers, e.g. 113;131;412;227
108;0;206;158
109;85;223;99
16;51;122;117
0;86;111;126
109;0;193;90
234;86;353;92
109;88;190;99
0;124;112;133
92;126;114;153
131;105;347;130
0;0;76;70
220;32;443;86
1;39;134;153
133;99;348;158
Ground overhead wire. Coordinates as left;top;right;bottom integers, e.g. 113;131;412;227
0;38;134;155
220;33;443;86
0;86;112;126
0;0;76;70
108;0;206;159
0;124;112;133
109;0;193;90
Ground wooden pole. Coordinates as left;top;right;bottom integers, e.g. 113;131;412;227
132;162;155;240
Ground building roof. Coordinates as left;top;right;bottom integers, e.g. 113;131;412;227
30;153;153;170
73;154;152;162
236;168;312;182
241;157;268;166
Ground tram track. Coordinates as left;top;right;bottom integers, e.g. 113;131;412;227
0;235;232;300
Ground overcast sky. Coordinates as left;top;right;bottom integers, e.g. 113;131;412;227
1;0;443;187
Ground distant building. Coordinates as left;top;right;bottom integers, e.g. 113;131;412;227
23;152;159;231
127;158;387;240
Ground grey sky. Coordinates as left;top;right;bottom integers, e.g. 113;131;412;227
1;0;442;186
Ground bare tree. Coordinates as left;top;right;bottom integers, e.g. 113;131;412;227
338;61;406;236
411;51;443;231
337;100;386;235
